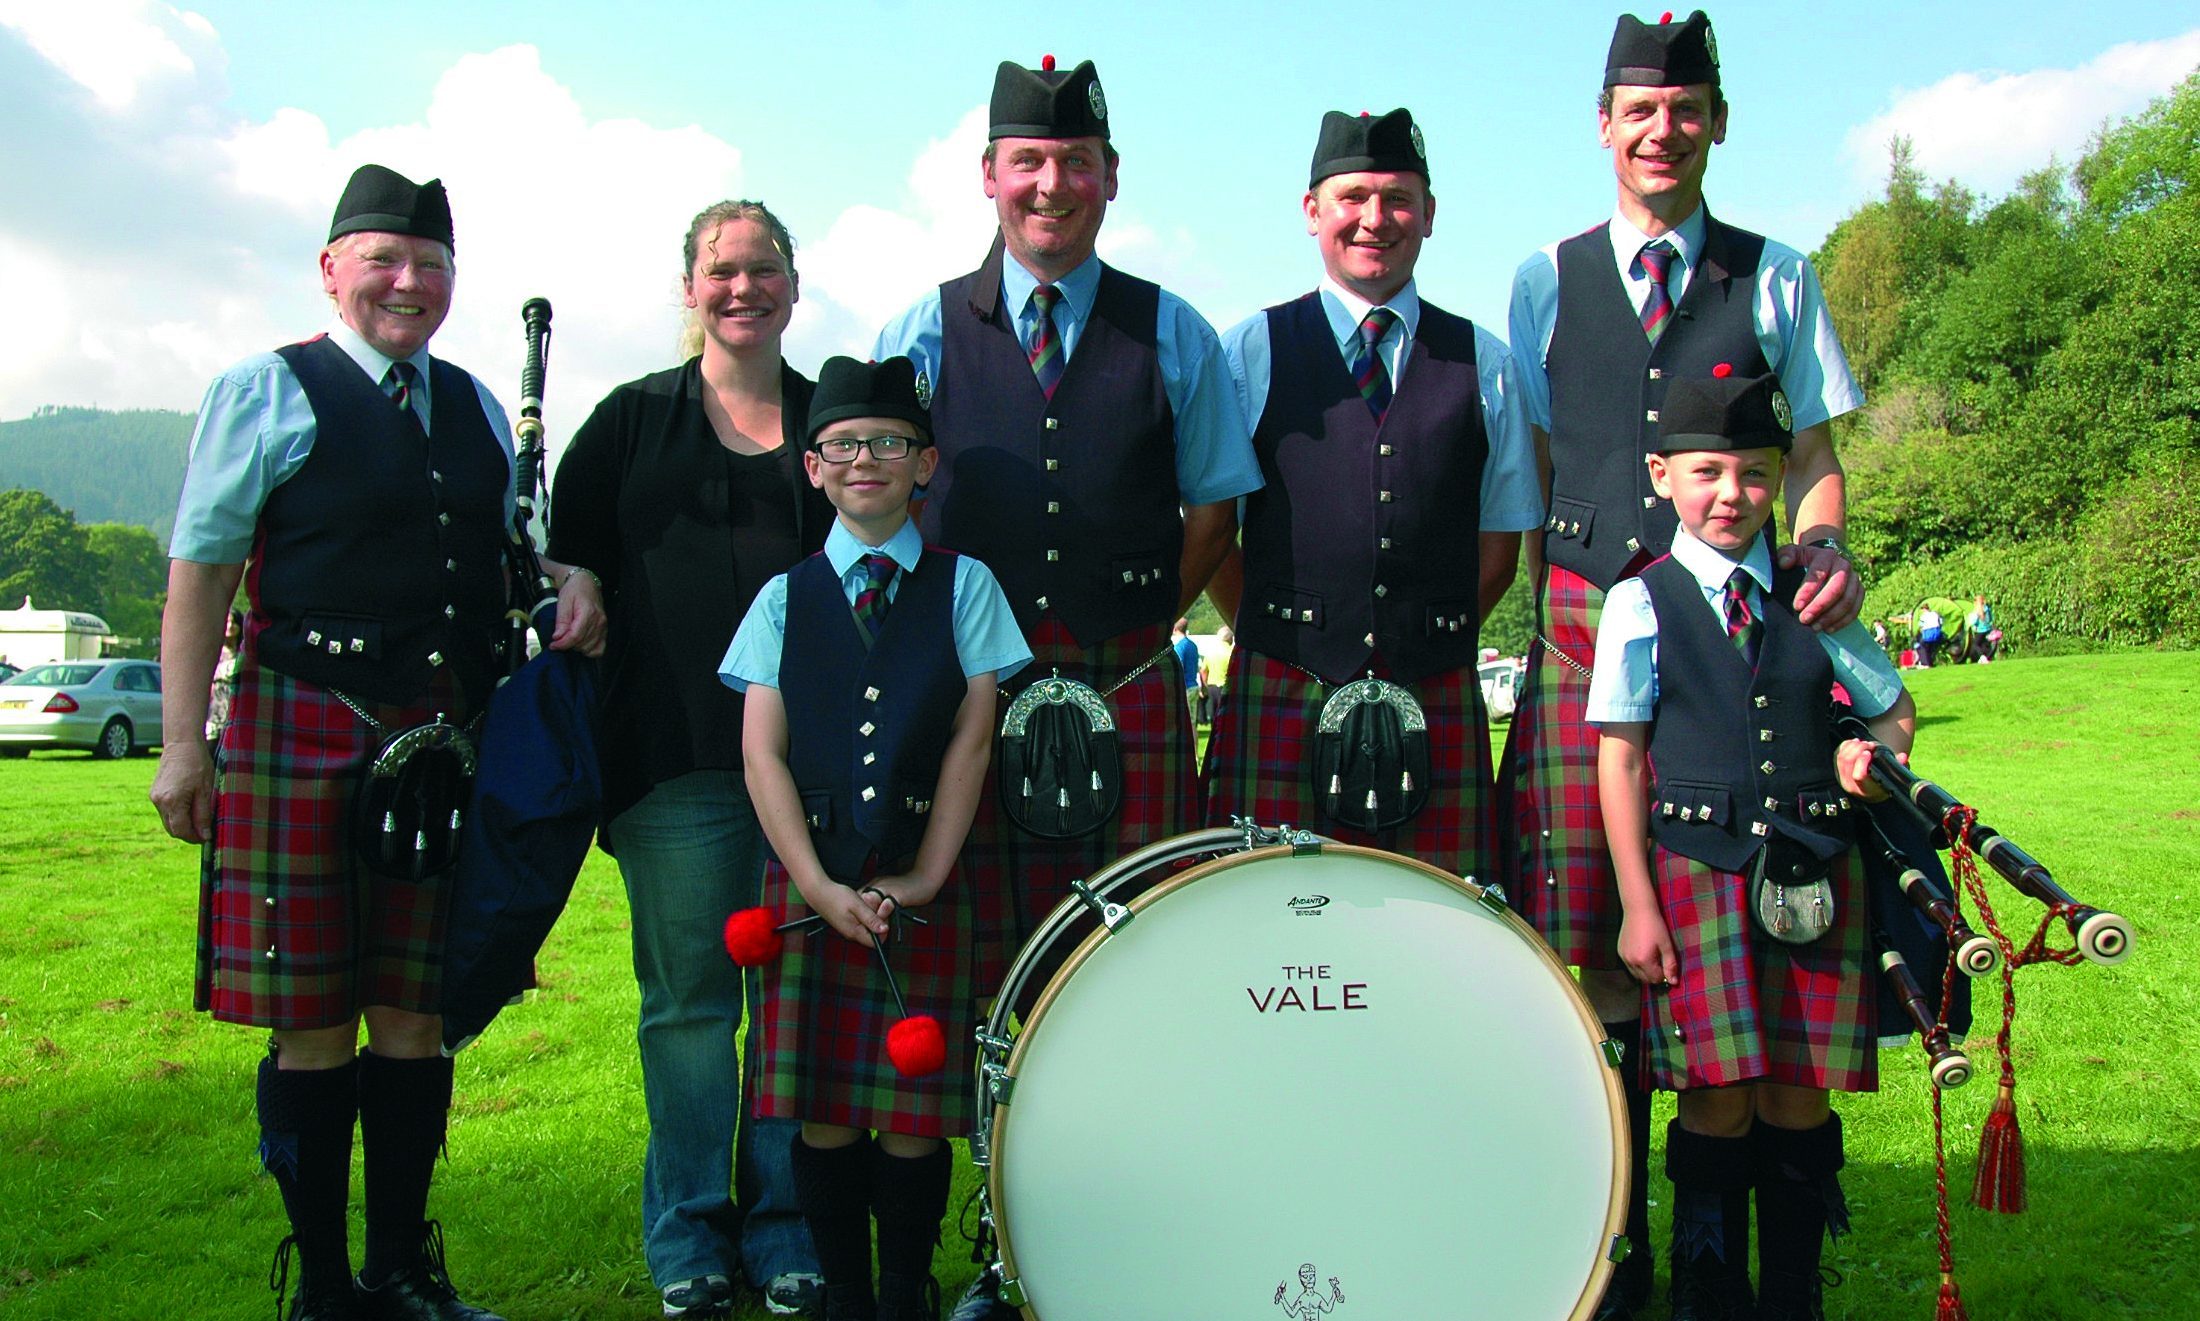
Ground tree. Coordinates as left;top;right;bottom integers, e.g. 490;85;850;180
0;489;102;613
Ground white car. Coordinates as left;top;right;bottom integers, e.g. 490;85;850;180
1478;657;1523;722
0;659;165;758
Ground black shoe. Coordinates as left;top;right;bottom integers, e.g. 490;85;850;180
355;1222;506;1321
1594;1249;1653;1320
878;1272;941;1321
1669;1254;1755;1321
1758;1266;1839;1321
271;1234;363;1321
821;1281;878;1321
945;1272;1016;1321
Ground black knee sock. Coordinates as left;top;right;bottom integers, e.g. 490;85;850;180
1609;1018;1654;1297
257;1052;358;1299
791;1134;876;1307
1755;1112;1847;1295
357;1050;452;1285
1666;1120;1754;1300
870;1143;950;1285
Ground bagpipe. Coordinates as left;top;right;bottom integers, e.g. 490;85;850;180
439;298;606;1054
1843;718;2133;1320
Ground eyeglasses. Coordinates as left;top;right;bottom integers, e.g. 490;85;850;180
811;435;925;463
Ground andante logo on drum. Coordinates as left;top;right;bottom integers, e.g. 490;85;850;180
1247;965;1368;1013
1273;1262;1346;1316
1286;894;1330;915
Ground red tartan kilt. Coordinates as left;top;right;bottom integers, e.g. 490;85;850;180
964;617;1199;993
194;662;468;1029
751;859;980;1137
1506;564;1624;968
1202;648;1496;884
1640;844;1878;1094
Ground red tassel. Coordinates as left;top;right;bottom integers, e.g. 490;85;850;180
1973;1081;2028;1212
722;907;785;967
1936;1272;1970;1320
886;1015;947;1077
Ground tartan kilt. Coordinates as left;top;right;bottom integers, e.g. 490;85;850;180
1203;648;1496;884
194;662;471;1029
751;859;981;1137
1505;564;1623;968
965;617;1199;993
1640;844;1878;1094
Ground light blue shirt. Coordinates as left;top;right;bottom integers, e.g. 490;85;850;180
1220;278;1545;533
872;251;1264;507
1507;204;1864;434
1585;527;1904;724
719;518;1033;692
170;320;516;563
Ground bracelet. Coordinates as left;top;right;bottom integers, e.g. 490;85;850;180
1803;537;1849;559
563;566;603;594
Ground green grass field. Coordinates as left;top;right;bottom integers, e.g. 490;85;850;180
3;651;2196;1319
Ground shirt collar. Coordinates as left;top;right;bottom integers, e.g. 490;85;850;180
327;318;432;389
1670;524;1772;596
1318;277;1421;353
825;516;925;577
1608;203;1707;276
1001;249;1103;324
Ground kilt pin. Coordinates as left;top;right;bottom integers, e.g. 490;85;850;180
1203;647;1497;885
195;660;470;1029
963;616;1199;993
1641;845;1878;1095
1505;563;1624;969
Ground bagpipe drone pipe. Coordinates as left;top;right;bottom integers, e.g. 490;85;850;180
439;298;606;1054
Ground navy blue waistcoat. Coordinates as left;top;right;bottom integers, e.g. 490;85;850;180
253;336;507;707
1238;292;1486;685
779;548;966;880
1642;555;1854;874
1545;214;1770;588
926;246;1179;646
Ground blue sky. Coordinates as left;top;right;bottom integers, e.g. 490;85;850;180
3;0;2196;442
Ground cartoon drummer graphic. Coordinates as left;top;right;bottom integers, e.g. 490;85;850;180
1274;1262;1346;1315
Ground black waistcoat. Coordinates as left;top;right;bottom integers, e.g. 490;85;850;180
252;336;507;707
927;247;1179;646
1238;292;1486;685
1545;214;1770;588
1642;554;1854;873
779;547;967;881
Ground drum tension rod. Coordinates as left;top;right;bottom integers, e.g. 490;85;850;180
1068;877;1135;932
1469;875;1511;912
982;1060;1016;1105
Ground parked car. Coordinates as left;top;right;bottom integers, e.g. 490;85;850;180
0;662;18;684
1478;657;1523;722
0;660;164;758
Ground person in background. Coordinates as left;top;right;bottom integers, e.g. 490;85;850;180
1171;618;1202;726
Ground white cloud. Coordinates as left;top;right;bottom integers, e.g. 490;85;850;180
0;0;217;111
1843;30;2200;197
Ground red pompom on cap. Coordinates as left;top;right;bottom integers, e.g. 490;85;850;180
723;907;785;967
1041;53;1056;71
1660;10;1674;22
1711;361;1734;378
887;1016;948;1077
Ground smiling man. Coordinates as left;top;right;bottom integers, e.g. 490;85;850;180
1205;108;1539;886
873;55;1260;1321
1501;14;1867;1321
152;164;603;1321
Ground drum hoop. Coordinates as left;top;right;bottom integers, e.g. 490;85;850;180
985;842;1630;1321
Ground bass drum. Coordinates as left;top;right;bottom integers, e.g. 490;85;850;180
984;838;1626;1320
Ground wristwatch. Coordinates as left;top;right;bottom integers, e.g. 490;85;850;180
1804;537;1848;559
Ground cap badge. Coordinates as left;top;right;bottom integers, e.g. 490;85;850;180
1087;79;1107;121
1705;25;1720;66
1408;123;1427;160
1771;388;1794;432
914;369;933;409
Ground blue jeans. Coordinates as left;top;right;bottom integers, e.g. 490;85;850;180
613;770;816;1288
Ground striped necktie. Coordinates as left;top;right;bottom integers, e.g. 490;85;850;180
1028;284;1065;399
1353;307;1398;422
1638;240;1677;342
383;361;417;413
853;553;899;641
1723;568;1760;665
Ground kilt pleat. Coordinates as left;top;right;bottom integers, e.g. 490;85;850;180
1640;845;1877;1094
194;662;466;1029
963;618;1199;992
1505;564;1623;968
751;860;980;1137
1202;648;1496;884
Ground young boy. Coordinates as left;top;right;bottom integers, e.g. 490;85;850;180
720;356;1030;1321
1587;373;1914;1321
